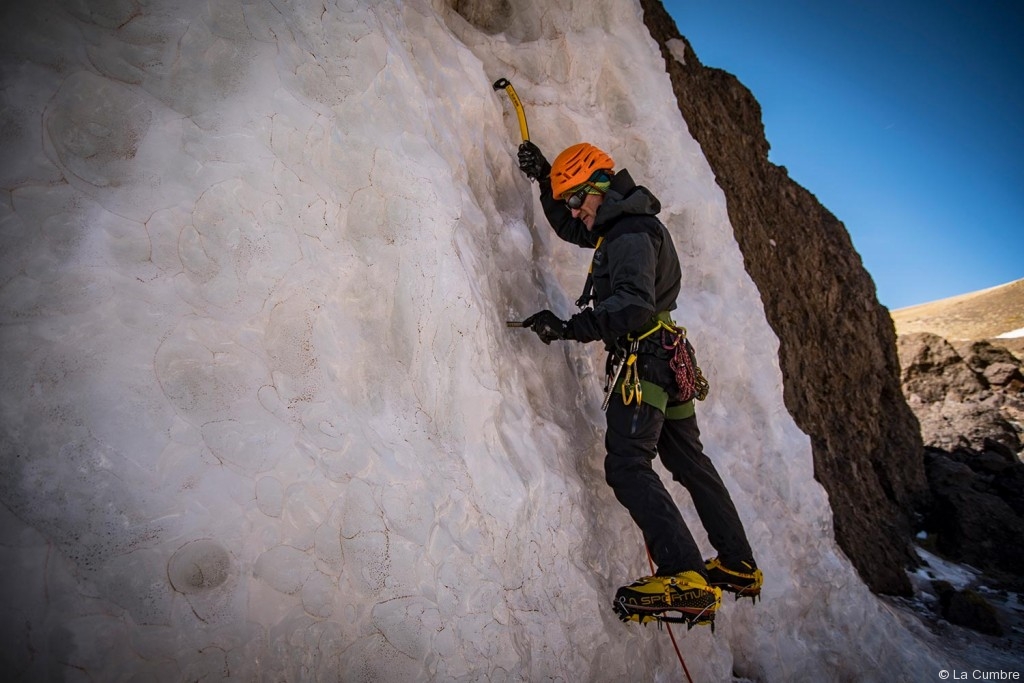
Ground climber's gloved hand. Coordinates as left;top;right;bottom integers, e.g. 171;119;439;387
518;141;551;181
522;310;572;344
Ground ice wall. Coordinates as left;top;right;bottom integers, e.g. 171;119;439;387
0;0;946;680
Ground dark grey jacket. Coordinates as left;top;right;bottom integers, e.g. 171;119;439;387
539;169;682;348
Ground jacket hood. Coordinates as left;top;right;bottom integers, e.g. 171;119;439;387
594;169;661;229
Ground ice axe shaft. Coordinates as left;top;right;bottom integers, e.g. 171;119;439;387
492;78;530;142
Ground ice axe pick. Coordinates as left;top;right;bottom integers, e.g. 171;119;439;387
492;77;530;142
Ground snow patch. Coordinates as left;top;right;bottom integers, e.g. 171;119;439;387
911;547;982;593
667;37;688;65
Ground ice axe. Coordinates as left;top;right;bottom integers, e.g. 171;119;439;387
492;77;530;143
495;79;532;333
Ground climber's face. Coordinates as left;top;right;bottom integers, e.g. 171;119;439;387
571;192;603;231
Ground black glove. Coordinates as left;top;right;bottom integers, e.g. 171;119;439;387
522;310;572;344
518;141;551;181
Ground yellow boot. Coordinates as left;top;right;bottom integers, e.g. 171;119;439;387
705;557;763;602
613;571;722;628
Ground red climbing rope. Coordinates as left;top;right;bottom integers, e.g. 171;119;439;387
645;547;695;683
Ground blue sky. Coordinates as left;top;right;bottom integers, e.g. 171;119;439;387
662;0;1024;310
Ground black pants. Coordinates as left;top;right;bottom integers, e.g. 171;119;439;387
604;395;754;577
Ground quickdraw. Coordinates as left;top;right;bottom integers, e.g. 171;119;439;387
620;339;642;405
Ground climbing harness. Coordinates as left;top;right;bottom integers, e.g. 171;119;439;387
602;314;710;413
633;314;709;403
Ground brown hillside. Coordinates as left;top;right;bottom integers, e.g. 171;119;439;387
891;278;1024;359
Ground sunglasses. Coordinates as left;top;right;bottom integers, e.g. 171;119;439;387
564;183;595;210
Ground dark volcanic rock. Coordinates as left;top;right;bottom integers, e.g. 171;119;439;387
924;448;1024;589
956;340;1024;390
899;332;986;403
641;0;929;595
898;333;1024;455
898;332;1024;588
932;581;1005;636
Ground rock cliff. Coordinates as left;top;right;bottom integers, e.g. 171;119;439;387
898;332;1024;589
641;0;929;595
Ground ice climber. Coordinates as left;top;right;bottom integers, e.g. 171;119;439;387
515;141;763;628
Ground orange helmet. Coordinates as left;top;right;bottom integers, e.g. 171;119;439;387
550;143;614;199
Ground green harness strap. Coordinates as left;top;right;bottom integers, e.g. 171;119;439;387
612;376;695;419
665;399;696;420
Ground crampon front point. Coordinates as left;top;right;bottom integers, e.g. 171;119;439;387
704;557;763;604
612;598;719;631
